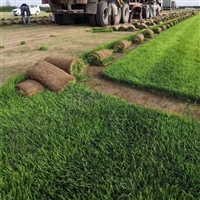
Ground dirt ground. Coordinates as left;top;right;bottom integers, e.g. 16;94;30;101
1;22;200;121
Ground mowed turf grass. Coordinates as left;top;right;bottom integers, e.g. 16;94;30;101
1;81;200;199
103;13;200;102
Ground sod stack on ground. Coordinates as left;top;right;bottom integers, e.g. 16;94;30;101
132;34;145;44
15;79;45;97
44;56;85;76
117;24;136;32
88;49;114;66
27;60;76;92
114;40;132;53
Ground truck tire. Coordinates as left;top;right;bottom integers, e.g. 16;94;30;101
88;14;97;26
96;1;108;27
120;3;129;23
55;14;64;25
61;14;76;25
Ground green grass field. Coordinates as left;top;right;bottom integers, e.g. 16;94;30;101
103;13;200;102
1;80;200;199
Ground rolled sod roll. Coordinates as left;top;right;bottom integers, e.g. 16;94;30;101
117;24;135;31
118;24;127;31
15;79;45;97
174;20;178;24
152;27;162;34
131;34;144;44
114;40;132;53
152;20;159;24
2;20;12;26
142;29;154;38
138;23;148;29
27;60;76;92
145;21;154;26
44;56;85;75
88;49;113;66
125;24;136;32
12;19;20;24
111;24;121;31
161;25;167;31
131;21;139;28
161;17;167;21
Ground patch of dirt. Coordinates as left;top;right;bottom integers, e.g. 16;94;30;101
1;22;199;121
85;66;200;121
1;23;132;83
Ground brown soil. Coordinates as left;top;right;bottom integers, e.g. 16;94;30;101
1;22;199;121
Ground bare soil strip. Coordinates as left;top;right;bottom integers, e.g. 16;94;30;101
84;38;200;121
85;66;200;121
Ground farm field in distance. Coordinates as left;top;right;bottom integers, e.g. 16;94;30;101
1;9;200;199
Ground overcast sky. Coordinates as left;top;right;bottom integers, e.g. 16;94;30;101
1;0;200;7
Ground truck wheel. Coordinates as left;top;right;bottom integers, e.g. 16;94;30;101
96;1;108;27
88;14;97;26
55;14;64;25
61;14;76;25
120;3;129;23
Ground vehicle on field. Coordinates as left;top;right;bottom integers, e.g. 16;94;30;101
42;0;160;26
162;0;177;10
171;1;176;10
12;5;41;16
